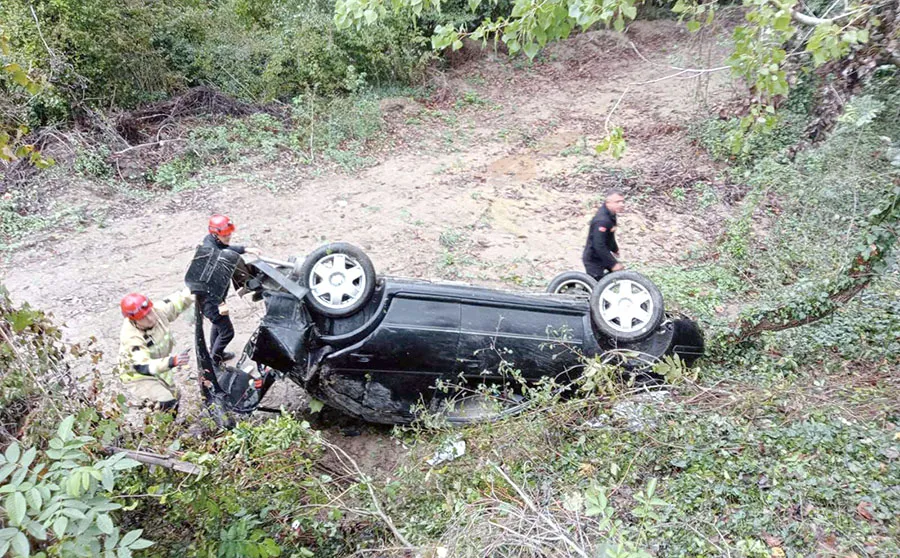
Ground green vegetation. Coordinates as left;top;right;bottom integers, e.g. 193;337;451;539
2;1;900;557
0;418;151;558
0;0;429;124
338;0;896;155
5;75;897;552
137;92;389;187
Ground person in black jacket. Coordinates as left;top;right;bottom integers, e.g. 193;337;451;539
201;214;257;364
582;190;626;280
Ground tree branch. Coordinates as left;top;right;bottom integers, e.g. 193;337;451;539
787;2;884;26
729;272;873;342
103;446;203;475
493;464;590;558
791;9;840;26
729;188;900;343
320;440;413;549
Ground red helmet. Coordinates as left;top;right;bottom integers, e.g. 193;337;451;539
208;214;235;236
121;293;153;320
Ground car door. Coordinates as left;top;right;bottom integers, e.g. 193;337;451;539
458;296;587;383
325;294;461;399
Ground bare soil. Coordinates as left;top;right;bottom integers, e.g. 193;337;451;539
0;21;740;473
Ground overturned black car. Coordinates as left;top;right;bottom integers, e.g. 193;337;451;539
185;243;704;425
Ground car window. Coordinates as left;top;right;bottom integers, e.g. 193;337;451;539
461;305;584;342
383;297;461;328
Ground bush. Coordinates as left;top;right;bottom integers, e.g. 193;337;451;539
0;285;68;442
73;147;113;179
692;74;817;169
118;414;364;556
0;417;152;558
0;0;430;125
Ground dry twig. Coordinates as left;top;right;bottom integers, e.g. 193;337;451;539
320;439;414;549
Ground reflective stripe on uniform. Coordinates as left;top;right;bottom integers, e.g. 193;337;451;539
117;288;193;384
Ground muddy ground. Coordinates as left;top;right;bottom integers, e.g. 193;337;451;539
1;21;740;471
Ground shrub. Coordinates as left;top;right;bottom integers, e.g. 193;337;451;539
0;0;430;126
0;417;151;558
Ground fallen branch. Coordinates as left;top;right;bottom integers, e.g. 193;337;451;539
788;3;879;26
493;464;589;558
320;439;413;549
103;446;203;475
728;186;900;343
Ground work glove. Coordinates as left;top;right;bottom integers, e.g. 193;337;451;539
218;302;230;316
169;349;191;368
181;287;195;307
239;289;259;303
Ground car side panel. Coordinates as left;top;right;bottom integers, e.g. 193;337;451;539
458;302;587;382
319;295;461;421
326;296;461;373
301;278;703;423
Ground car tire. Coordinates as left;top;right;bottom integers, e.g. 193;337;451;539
590;271;664;342
546;271;597;297
298;242;376;318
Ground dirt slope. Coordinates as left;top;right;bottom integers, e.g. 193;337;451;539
0;21;737;433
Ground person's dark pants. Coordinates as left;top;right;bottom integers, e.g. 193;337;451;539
202;300;234;361
583;259;610;281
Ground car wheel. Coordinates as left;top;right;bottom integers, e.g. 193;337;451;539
546;271;597;297
298;242;376;318
590;271;664;342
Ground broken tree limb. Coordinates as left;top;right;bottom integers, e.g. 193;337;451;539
789;5;870;27
103;446;203;475
729;186;899;343
319;439;413;549
774;0;888;27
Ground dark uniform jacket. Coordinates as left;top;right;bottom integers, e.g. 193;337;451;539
582;203;619;272
201;233;245;255
199;234;245;318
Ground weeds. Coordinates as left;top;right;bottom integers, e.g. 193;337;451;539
183;91;386;174
383;357;899;557
437;227;477;278
454;90;490;109
644;264;745;320
73;147;113;179
151;153;201;190
0;195;92;251
695;181;718;208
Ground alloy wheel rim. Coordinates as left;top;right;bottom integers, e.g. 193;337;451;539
597;279;654;333
309;253;366;309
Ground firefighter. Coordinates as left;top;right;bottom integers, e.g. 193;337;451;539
118;290;194;412
582;189;626;280
200;214;257;364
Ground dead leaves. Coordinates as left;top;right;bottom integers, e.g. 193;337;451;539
761;533;783;548
762;532;785;557
856;500;875;522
